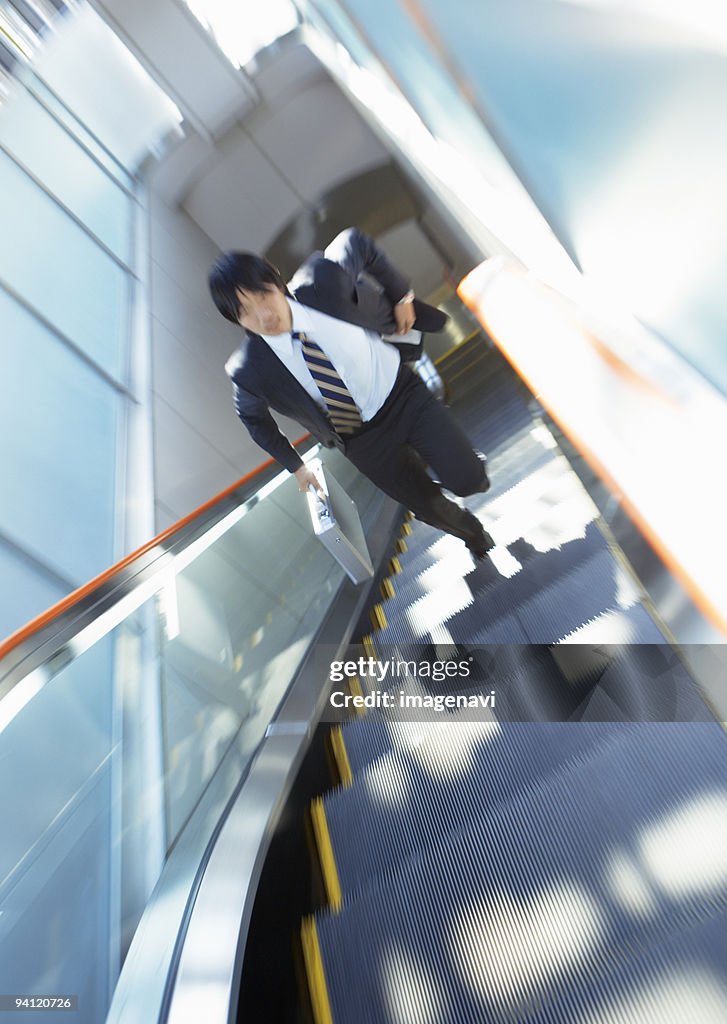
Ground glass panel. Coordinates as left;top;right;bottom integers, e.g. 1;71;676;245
0;539;68;643
0;640;115;1024
0;447;383;1021
0;150;129;381
160;469;346;843
33;6;182;173
312;0;517;192
0;602;166;1024
0;86;133;263
25;74;134;192
304;0;375;68
0;289;119;586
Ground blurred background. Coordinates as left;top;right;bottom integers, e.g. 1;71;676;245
1;2;727;1022
2;0;726;642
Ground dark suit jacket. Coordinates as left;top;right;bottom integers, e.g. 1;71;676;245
225;228;448;472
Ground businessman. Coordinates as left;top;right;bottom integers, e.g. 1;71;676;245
208;228;494;558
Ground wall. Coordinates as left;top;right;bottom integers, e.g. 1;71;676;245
0;3;180;642
147;194;304;531
0;76;132;640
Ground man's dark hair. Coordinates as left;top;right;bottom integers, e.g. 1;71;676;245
208;252;288;324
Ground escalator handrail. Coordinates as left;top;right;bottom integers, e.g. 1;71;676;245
0;435;310;664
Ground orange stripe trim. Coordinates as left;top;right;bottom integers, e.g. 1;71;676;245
0;434;311;662
457;275;727;637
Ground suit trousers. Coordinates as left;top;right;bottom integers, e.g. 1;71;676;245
343;365;487;536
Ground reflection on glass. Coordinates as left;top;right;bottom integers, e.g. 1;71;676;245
0;150;129;381
0;447;382;1022
0;638;116;1024
159;466;357;842
24;75;134;191
0;288;120;594
0;86;133;263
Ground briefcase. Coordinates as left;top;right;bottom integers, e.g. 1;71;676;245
304;459;374;584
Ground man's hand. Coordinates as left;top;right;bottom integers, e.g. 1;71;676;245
295;465;325;498
393;296;416;335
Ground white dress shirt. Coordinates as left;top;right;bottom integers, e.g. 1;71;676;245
260;299;407;422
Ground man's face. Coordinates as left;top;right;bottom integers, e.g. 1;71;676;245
235;285;292;336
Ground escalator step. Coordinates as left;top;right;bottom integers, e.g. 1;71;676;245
486;659;585;722
342;648;560;771
315;723;727;1023
558;603;668;644
391;441;563;572
374;541;637;647
341;718;411;775
324;722;621;897
515;548;661;643
568;650;713;722
376;519;610;640
352;643;573;721
469;612;531;643
459;395;536;454
521;908;727;1023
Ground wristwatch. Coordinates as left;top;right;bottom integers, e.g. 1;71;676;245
396;289;415;305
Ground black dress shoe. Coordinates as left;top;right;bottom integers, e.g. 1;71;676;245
417;495;495;556
468;528;497;561
451;504;495;557
467;526;495;559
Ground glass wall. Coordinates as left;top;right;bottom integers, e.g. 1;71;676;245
0;0;180;644
0;289;121;585
0;640;116;1022
0;81;133;262
0;48;135;641
0;449;384;1024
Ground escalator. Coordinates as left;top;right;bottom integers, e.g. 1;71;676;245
292;334;726;1023
305;719;727;1023
362;336;671;655
0;333;724;1024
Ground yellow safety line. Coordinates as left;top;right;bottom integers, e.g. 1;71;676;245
395;538;408;554
388;556;402;575
330;726;353;787
370;603;387;631
301;917;335;1024
362;634;377;659
348;674;367;717
381;577;395;600
400;522;412;537
310;798;343;911
446;350;489;384
433;329;481;365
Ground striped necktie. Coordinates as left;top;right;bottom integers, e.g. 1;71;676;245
293;330;362;436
